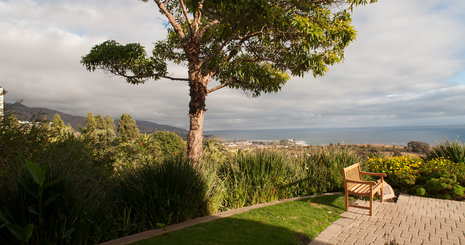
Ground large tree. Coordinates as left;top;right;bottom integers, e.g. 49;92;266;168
81;0;376;164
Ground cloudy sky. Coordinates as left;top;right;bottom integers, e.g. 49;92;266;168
1;0;465;131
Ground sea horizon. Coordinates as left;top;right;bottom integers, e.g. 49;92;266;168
205;125;465;146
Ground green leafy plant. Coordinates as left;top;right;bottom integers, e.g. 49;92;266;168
0;160;65;244
0;210;33;244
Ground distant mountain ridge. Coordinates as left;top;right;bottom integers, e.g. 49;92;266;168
5;103;188;136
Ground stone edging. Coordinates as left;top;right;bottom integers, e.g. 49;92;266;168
99;192;342;245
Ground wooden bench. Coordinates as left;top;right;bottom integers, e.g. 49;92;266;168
342;163;387;216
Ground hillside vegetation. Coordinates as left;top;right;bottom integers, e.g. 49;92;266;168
0;113;463;244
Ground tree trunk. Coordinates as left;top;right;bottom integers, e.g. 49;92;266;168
187;106;205;165
186;65;208;165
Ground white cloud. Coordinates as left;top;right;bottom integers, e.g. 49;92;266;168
0;0;464;131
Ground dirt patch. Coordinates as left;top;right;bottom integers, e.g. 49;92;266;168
298;235;310;245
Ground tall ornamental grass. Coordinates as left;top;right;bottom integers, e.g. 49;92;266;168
219;150;290;208
219;147;361;209
424;140;465;163
110;157;219;233
289;146;360;196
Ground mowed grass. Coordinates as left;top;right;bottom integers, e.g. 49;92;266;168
133;194;345;245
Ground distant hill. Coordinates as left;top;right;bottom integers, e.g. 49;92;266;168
5;103;188;137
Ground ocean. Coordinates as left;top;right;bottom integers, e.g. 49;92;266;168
205;125;465;146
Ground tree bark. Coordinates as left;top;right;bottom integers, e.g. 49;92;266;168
186;63;208;165
187;105;205;165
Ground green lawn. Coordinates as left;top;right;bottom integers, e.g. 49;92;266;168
133;194;345;245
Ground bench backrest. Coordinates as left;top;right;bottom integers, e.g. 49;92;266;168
343;163;362;188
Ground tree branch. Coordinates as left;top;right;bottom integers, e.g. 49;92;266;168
200;28;235;68
115;70;189;81
226;28;266;62
207;78;232;94
160;75;189;81
154;0;186;39
179;0;192;30
199;19;219;38
192;0;205;32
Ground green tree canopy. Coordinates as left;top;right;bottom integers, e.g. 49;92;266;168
95;114;106;131
82;112;97;136
51;114;65;129
117;113;141;141
49;114;74;140
82;0;377;164
153;131;186;157
105;115;116;138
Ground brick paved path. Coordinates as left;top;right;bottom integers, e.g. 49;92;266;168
311;194;465;245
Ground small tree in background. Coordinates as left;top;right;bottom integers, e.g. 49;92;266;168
117;113;141;142
95;114;106;131
49;114;74;141
105;114;116;138
82;0;377;164
81;112;97;139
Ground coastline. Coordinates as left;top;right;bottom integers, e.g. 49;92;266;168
206;125;465;146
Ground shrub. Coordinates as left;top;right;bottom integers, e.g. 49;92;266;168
452;185;465;199
411;186;426;196
114;134;161;169
407;141;430;153
111;157;213;231
366;155;465;200
153;131;186;157
424;140;465;163
365;155;422;191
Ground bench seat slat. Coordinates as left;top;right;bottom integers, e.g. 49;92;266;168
349;184;369;194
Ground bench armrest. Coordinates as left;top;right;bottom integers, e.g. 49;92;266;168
346;179;377;186
360;171;387;177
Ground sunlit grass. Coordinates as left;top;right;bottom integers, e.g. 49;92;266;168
133;194;345;245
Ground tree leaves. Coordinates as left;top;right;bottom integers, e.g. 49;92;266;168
83;0;375;96
81;40;168;84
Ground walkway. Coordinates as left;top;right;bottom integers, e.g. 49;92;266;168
310;194;465;245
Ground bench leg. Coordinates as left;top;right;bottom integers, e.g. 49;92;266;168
345;190;349;211
369;193;374;216
380;182;384;202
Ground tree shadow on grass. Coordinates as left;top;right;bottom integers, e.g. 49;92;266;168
296;194;345;210
134;217;309;245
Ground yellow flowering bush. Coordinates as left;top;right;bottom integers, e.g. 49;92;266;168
365;156;465;200
365;156;421;190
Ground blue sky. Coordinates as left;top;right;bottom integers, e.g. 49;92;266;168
0;0;464;130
